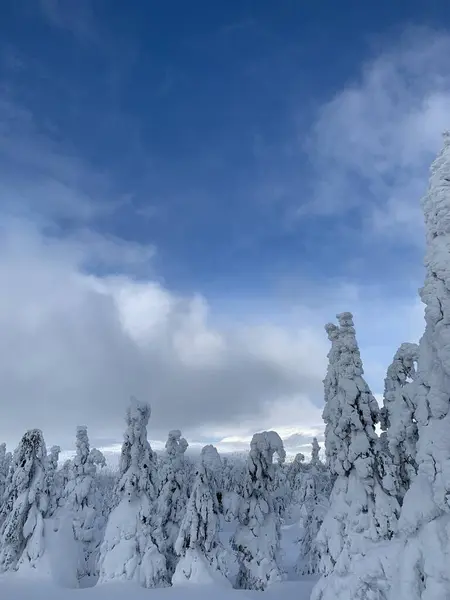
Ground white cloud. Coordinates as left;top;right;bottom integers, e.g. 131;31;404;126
306;27;450;241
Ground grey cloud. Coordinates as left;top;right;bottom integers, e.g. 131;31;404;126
0;222;327;451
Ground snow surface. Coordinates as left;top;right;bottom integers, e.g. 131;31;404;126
0;576;318;600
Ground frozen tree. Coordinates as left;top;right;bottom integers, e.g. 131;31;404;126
231;431;286;591
273;460;290;519
296;440;331;575
312;313;400;600
0;429;48;573
0;443;12;502
96;467;118;523
392;133;450;599
98;399;167;588
311;438;321;466
60;426;106;580
380;343;419;501
154;429;189;577
46;445;61;517
288;452;306;489
221;458;246;522
173;445;230;585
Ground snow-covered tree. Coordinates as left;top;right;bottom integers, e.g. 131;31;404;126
154;429;189;577
380;343;419;501
392;133;450;599
0;429;48;573
312;313;400;600
231;431;286;591
98;399;167;588
288;452;306;489
222;458;245;522
46;445;61;517
273;460;290;519
296;439;331;575
0;443;12;502
173;445;230;585
60;426;106;580
311;437;321;466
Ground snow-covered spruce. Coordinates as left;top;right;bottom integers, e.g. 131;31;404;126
98;398;167;588
0;429;48;573
221;458;245;523
295;439;331;576
59;426;106;580
154;429;189;578
231;431;286;591
391;133;450;599
45;445;61;518
273;459;290;520
0;443;12;502
173;445;230;585
380;343;419;502
286;452;307;521
312;313;400;600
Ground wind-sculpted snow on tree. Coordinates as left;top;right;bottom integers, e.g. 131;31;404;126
173;445;230;585
287;452;307;520
296;439;331;576
231;431;286;591
154;429;189;578
98;399;167;588
0;429;48;573
380;343;419;501
0;443;12;502
221;457;246;522
312;313;400;600
391;133;450;600
61;426;106;579
273;460;290;519
46;445;61;517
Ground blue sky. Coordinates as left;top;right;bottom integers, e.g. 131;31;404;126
0;1;448;454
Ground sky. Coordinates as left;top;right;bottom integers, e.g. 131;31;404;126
0;0;448;457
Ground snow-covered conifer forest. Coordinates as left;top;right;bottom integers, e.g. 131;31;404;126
2;135;450;600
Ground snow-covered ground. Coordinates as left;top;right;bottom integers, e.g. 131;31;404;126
0;520;318;599
0;576;318;600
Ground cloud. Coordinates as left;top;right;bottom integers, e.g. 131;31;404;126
0;217;336;451
0;215;423;455
0;93;123;225
306;27;450;242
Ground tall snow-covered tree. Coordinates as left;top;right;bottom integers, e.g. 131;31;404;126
60;426;106;580
173;445;230;585
221;457;246;522
0;429;48;573
311;437;321;466
46;445;61;517
154;429;189;578
392;133;450;599
296;439;331;576
380;343;419;501
312;313;400;600
231;431;286;591
98;399;167;588
0;443;12;502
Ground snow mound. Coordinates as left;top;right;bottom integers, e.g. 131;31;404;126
172;549;231;587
